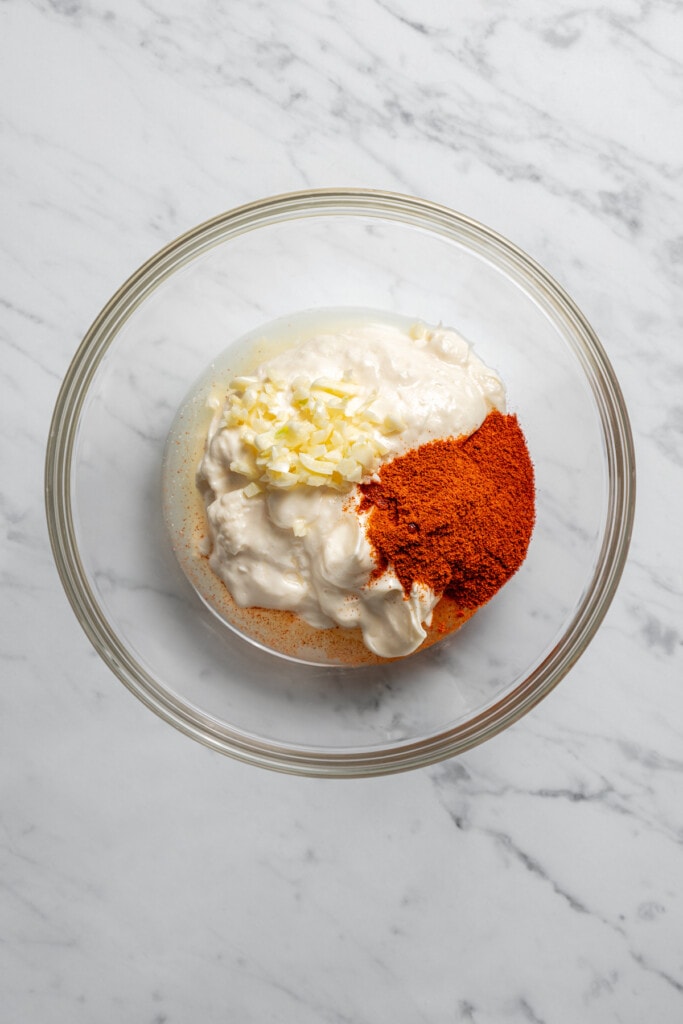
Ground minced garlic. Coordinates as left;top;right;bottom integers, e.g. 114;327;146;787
217;372;405;492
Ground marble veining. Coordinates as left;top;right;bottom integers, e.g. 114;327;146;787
2;0;683;1021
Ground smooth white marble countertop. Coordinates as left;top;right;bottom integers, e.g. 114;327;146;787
2;1;682;1020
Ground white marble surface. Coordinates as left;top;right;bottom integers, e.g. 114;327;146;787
2;0;682;1020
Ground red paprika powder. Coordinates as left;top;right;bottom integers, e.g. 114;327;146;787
359;410;535;609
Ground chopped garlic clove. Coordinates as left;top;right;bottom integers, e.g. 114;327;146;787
218;369;407;490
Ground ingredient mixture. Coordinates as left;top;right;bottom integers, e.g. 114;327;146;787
185;312;535;660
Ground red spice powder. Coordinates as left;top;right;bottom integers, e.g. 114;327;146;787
359;410;535;609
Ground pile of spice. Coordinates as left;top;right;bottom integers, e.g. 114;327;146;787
359;410;535;612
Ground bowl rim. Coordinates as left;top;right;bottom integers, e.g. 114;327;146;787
45;187;636;777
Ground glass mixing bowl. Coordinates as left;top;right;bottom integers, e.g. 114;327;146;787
45;189;635;776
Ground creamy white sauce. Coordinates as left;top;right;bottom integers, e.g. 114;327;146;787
195;312;505;658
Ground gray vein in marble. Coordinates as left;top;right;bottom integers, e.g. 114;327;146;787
630;950;683;996
0;296;51;329
224;959;360;1024
502;827;683;1001
95;393;164;446
485;827;590;914
430;751;683;998
602;3;683;75
650;404;683;467
617;740;683;776
638;611;681;657
517;998;546;1024
452;730;683;842
91;566;195;610
2;335;62;388
627;557;683;600
372;0;436;38
622;597;683;659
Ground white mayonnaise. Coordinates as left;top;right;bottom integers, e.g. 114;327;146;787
196;314;505;658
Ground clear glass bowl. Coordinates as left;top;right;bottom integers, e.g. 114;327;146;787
45;189;635;777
